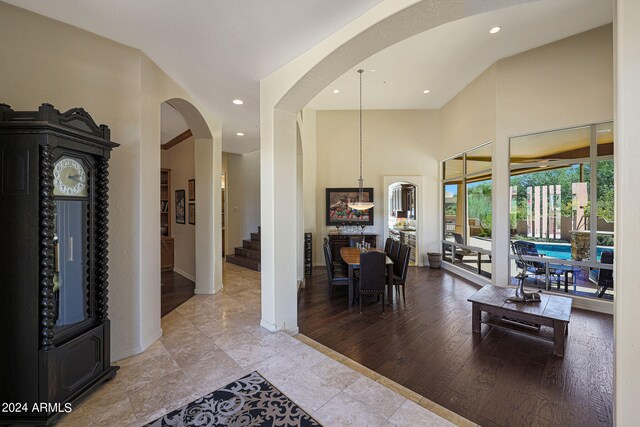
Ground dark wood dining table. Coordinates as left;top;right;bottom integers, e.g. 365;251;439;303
340;247;395;307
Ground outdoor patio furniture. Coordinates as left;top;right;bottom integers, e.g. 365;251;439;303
452;232;477;261
513;241;570;288
597;250;614;298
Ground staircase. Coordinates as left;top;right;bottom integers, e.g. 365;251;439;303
226;227;261;271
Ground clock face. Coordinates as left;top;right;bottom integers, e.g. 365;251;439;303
53;157;88;197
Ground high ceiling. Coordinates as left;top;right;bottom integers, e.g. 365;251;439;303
3;0;383;153
4;0;613;153
308;0;612;110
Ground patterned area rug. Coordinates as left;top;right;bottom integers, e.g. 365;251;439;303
144;371;321;426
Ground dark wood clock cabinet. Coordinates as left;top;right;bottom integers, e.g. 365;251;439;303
0;103;119;425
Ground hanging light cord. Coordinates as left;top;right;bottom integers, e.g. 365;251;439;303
358;69;364;200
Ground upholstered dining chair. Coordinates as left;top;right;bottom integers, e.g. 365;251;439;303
323;243;349;298
384;237;393;256
355;251;387;313
393;244;412;302
349;235;364;247
389;240;401;263
324;240;347;274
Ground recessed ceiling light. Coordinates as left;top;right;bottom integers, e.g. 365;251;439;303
236;132;244;136
232;99;244;105
423;89;431;94
333;89;340;94
369;69;377;72
489;26;501;34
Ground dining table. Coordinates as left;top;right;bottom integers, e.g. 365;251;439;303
339;246;395;307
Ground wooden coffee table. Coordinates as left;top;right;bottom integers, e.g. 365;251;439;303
467;285;572;357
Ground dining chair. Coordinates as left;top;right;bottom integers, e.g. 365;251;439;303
390;240;401;263
323;243;349;298
384;237;393;256
393;244;412;302
324;241;347;274
349;236;363;247
355;251;387;313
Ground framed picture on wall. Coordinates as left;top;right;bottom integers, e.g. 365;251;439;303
175;189;186;224
188;179;195;201
189;203;195;225
325;187;374;226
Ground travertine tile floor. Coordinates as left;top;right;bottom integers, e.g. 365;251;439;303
58;263;465;427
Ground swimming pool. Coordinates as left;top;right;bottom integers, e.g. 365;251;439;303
532;242;611;262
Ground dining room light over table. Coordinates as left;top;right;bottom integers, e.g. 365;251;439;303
349;69;375;211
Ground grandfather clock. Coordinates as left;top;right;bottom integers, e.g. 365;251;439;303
0;103;119;425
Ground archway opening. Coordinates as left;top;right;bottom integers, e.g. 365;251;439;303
159;98;219;318
386;180;418;267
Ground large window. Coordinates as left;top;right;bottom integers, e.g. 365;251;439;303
509;122;614;300
442;143;492;278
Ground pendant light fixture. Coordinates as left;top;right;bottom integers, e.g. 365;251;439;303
350;69;375;211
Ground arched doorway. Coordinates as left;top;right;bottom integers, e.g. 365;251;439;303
384;177;423;266
259;0;532;333
160;98;222;303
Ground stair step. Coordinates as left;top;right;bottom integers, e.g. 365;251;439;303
226;255;260;272
243;239;260;250
250;232;260;242
235;247;261;260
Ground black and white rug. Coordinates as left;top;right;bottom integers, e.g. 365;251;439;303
144;371;321;427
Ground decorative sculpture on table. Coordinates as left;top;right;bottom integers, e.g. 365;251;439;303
506;243;542;303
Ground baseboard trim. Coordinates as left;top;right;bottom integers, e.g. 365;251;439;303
441;262;492;287
260;319;278;332
112;329;163;362
260;319;299;335
173;267;196;282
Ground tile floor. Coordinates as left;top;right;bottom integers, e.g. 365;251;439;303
57;263;464;426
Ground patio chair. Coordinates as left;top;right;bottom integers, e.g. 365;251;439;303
452;232;477;262
597;250;614;298
512;241;547;284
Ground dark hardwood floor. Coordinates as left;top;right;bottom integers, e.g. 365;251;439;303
298;266;613;427
161;270;195;317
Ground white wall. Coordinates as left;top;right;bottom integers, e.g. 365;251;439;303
314;109;441;266
161;137;196;279
440;64;497;158
0;2;223;360
227;151;261;250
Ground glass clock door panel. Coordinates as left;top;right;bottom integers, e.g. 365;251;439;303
54;200;89;328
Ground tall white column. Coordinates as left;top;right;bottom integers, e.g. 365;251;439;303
260;108;299;333
615;0;640;423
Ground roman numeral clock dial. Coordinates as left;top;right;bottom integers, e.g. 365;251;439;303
53;157;88;197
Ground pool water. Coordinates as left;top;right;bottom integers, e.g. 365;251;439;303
533;243;610;262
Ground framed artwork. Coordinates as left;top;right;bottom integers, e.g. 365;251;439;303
175;189;186;224
189;203;196;225
188;179;195;201
325;187;374;226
